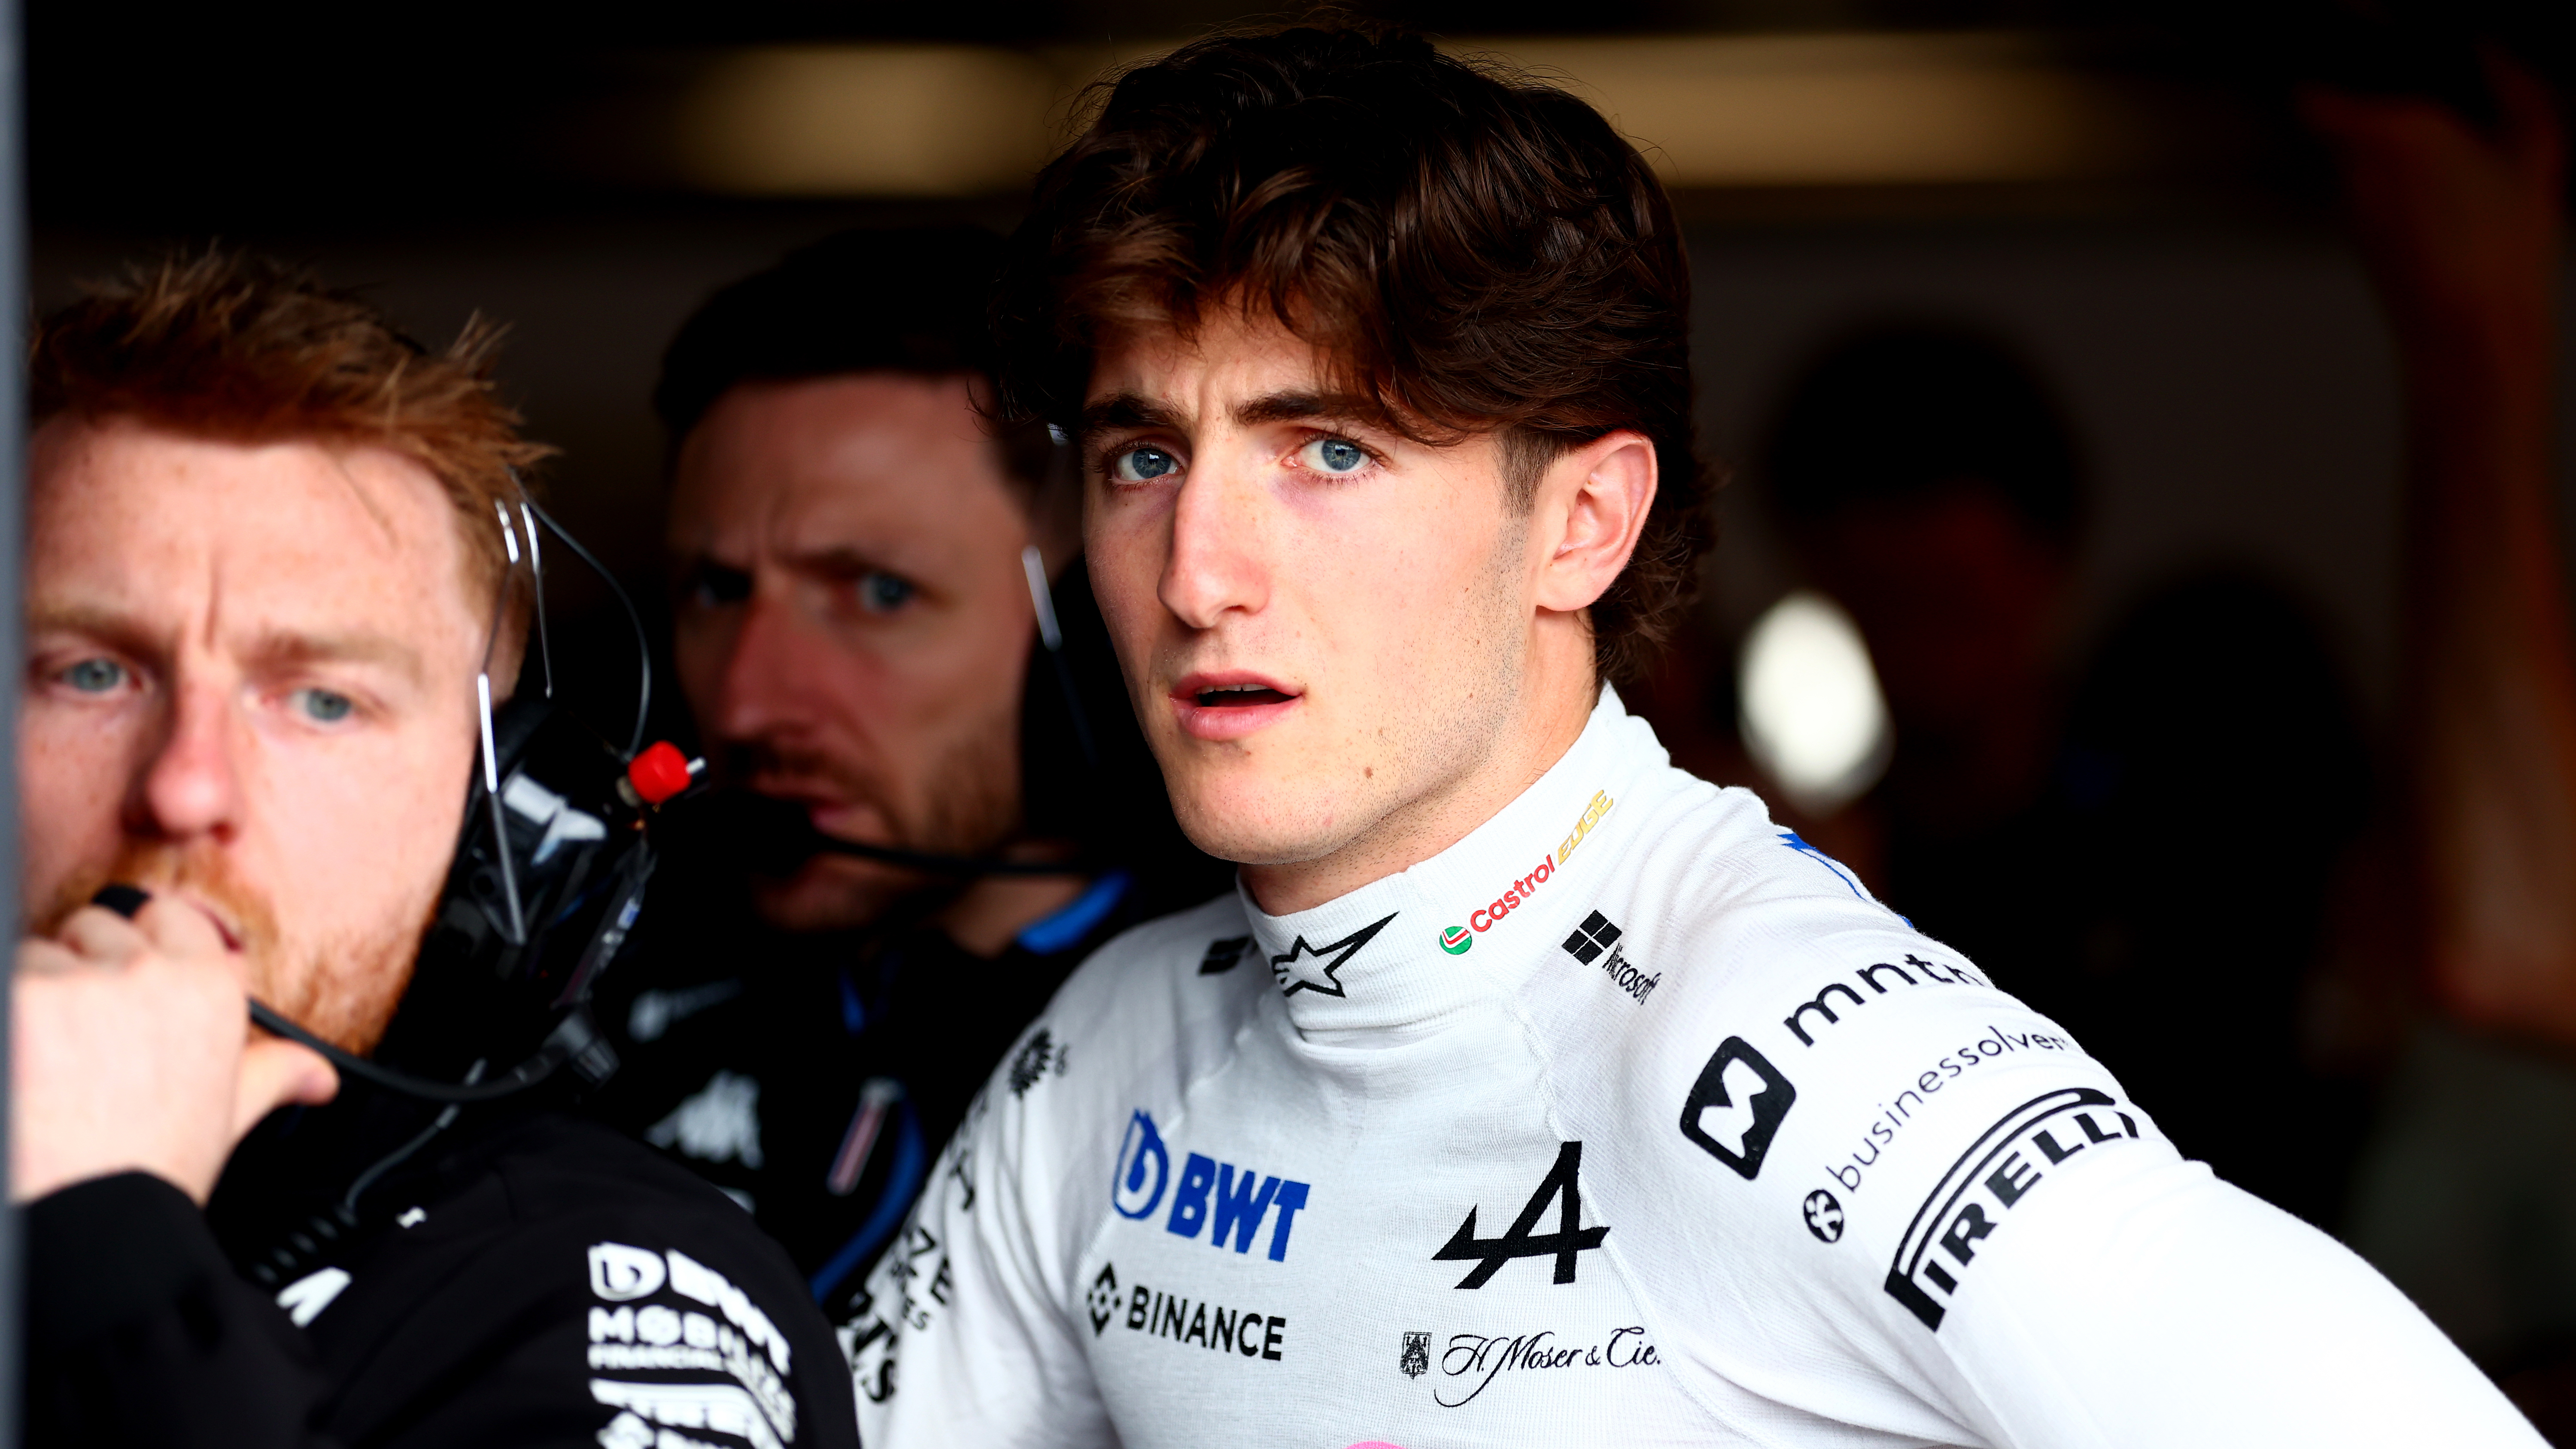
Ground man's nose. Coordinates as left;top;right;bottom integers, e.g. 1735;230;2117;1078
1159;461;1270;631
134;679;245;842
710;590;818;744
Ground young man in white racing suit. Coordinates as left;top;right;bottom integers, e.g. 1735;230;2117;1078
842;24;2544;1447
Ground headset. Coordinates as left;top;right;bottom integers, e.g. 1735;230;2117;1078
229;492;691;1106
182;481;1125;1291
219;498;1106;1107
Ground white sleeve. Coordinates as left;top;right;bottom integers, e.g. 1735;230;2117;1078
1946;1145;2542;1448
844;1078;1112;1448
1615;910;2544;1448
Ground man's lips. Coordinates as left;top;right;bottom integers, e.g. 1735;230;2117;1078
1170;671;1301;741
161;890;243;953
734;782;892;851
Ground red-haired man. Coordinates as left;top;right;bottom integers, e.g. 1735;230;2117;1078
13;254;857;1449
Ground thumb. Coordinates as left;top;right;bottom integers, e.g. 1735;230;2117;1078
234;1039;340;1139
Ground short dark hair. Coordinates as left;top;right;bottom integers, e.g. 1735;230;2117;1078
993;25;1709;684
653;226;1051;495
1761;323;2085;544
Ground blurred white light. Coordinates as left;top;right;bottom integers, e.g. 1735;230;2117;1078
1738;591;1892;816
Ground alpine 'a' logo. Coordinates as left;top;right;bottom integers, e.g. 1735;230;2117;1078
1432;1141;1609;1288
1269;913;1397;998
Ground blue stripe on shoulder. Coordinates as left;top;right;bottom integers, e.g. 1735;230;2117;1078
1016;870;1133;956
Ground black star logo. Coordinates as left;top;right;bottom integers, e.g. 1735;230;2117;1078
1268;913;1397;998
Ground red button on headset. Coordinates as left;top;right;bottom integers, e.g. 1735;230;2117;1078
626;741;695;805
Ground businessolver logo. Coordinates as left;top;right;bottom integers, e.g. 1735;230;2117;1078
1440;926;1473;954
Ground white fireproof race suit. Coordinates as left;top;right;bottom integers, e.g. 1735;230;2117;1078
844;690;2540;1447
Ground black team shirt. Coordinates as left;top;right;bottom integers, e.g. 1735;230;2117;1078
25;1102;861;1449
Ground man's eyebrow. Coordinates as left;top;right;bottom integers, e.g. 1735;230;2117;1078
27;607;431;682
242;628;426;680
25;604;154;652
1230;389;1389;429
782;546;902;579
1077;394;1186;440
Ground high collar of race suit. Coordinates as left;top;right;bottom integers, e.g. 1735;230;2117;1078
1235;688;1669;1035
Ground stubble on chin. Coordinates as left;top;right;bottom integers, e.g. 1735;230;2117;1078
747;697;1022;933
33;842;437;1055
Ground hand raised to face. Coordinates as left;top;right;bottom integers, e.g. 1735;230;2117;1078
12;889;337;1204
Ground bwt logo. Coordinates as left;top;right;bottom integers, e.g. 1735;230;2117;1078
1112;1109;1313;1262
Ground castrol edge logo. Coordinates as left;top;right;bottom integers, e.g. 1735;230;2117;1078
1557;790;1614;865
1444;790;1616;948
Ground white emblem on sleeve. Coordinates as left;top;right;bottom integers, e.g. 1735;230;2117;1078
590;1380;788;1449
594;1409;656;1449
584;1245;801;1442
667;1248;793;1375
590;1242;668;1301
648;1071;766;1169
274;1266;351;1327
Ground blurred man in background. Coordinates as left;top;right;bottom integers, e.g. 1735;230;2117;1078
1756;323;2376;1228
2303;53;2576;1434
1741;42;2576;1435
590;229;1226;1320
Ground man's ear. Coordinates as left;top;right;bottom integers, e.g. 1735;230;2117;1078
1531;430;1658;616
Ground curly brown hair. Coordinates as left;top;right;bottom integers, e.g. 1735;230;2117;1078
30;249;554;644
993;24;1709;684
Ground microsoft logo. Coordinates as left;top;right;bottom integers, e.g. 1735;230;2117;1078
1562;911;1622;964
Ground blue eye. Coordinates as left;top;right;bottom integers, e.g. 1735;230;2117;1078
680;561;751;611
294;688;354;723
58;658;125;693
1111;447;1180;483
1300;437;1369;474
860;572;916;614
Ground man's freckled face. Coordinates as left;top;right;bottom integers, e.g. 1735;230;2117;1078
667;374;1035;931
1081;310;1529;868
18;418;488;1051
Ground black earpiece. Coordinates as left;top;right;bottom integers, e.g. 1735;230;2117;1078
243;498;686;1106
